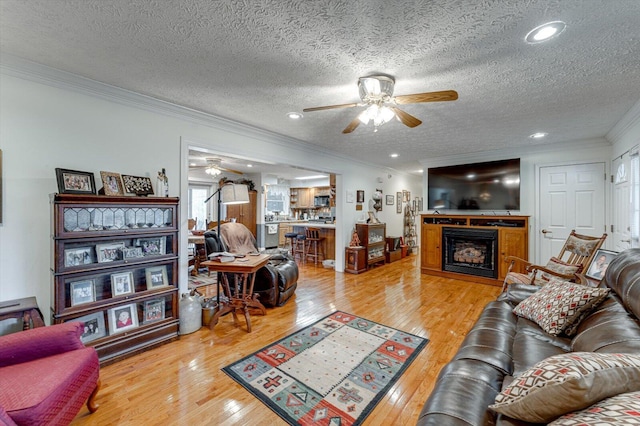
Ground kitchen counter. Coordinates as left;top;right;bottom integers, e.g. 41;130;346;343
266;220;335;229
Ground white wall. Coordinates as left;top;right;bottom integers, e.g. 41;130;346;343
0;65;419;325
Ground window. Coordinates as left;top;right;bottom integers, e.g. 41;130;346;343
188;184;211;230
631;146;639;248
266;184;290;215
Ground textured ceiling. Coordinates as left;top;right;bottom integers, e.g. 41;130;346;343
1;0;640;174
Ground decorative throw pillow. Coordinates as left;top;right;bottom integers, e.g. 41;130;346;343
490;353;640;423
512;278;609;336
532;257;583;286
548;390;640;425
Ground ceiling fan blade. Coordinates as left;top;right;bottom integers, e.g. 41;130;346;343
390;107;422;128
219;167;244;175
342;117;361;134
303;102;359;112
394;90;458;105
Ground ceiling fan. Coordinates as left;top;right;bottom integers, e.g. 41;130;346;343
303;75;458;133
189;158;243;176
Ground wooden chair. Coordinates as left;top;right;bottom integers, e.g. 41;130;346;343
188;218;197;231
502;229;607;292
305;227;325;265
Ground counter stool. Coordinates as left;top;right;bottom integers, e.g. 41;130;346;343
305;227;325;265
284;232;298;255
294;234;307;263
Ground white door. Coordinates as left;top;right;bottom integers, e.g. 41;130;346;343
538;162;606;262
612;156;633;252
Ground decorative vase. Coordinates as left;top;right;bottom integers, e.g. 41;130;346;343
179;291;202;334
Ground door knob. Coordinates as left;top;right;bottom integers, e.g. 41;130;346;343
541;229;551;234
621;239;631;243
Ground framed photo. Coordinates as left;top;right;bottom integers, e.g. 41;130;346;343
403;190;411;202
396;192;402;213
145;265;169;290
64;246;94;267
585;249;618;280
111;271;135;296
55;168;96;195
108;303;139;334
136;237;166;256
121;175;154;196
356;190;365;203
122;247;144;259
76;312;107;343
96;242;125;263
70;279;95;306
144;299;165;323
100;171;124;196
386;194;394;205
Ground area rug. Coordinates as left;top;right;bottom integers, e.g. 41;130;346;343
222;311;428;425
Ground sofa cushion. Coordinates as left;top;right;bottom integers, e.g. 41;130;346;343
489;352;640;423
513;278;609;336
548;390;640;425
533;257;582;286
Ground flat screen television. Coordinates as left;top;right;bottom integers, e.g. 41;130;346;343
427;158;521;211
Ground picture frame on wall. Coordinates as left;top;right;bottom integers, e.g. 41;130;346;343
386;195;394;205
585;249;618;280
356;190;365;203
108;303;139;334
145;265;169;290
111;271;135;296
100;171;125;196
64;246;94;267
76;311;107;343
70;279;95;306
55;168;96;195
396;192;402;213
143;299;165;323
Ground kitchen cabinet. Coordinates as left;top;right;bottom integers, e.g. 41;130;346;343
226;189;257;236
50;194;179;365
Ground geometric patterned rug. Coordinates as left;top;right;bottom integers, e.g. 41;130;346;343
222;311;428;425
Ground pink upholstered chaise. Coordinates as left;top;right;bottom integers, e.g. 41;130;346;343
0;322;100;425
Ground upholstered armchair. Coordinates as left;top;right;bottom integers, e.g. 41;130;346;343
0;322;100;425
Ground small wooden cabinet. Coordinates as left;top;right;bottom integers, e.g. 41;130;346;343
345;246;367;274
356;223;386;268
226;189;257;236
50;194;180;365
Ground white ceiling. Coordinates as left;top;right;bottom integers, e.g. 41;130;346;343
2;0;640;175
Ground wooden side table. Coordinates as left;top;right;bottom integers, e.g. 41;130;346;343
345;246;367;274
201;254;270;333
0;297;45;331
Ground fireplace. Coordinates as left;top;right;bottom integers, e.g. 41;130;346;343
442;227;498;279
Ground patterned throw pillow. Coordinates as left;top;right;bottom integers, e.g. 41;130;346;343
512;278;609;336
548;391;640;425
532;257;583;286
490;353;640;423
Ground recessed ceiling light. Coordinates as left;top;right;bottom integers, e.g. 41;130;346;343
190;162;197;167
467;173;476;179
247;164;253;168
525;21;566;44
390;153;399;158
287;112;303;119
529;132;548;139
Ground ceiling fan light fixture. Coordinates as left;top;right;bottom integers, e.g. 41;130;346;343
525;21;566;44
358;76;395;102
205;166;221;176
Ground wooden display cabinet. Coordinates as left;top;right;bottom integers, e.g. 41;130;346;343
356;223;386;268
225;189;257;236
50;194;180;365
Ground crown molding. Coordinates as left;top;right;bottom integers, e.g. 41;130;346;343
1;54;416;177
606;98;640;144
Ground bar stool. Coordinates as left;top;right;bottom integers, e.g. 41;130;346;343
294;234;307;263
305;227;325;265
284;232;298;255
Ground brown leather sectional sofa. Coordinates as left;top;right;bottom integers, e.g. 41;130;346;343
417;248;640;425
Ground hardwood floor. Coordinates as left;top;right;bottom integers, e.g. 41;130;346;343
71;254;500;425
